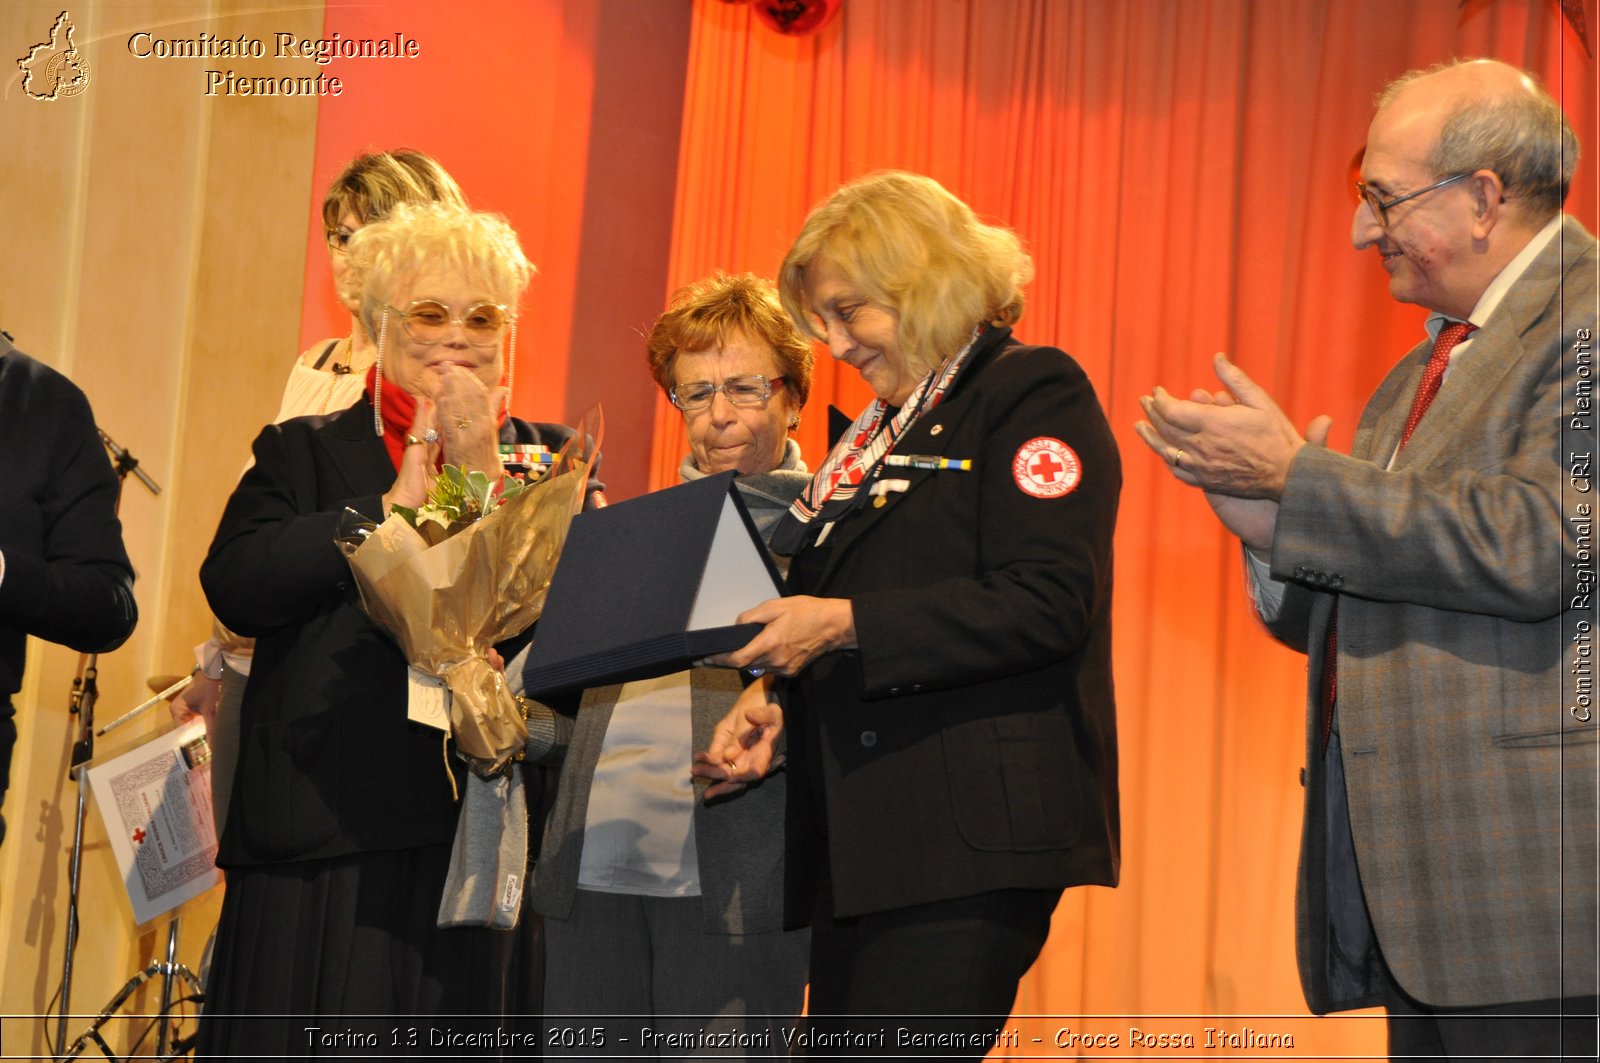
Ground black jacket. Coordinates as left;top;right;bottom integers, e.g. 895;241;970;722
784;327;1121;919
201;396;596;866
0;337;136;826
0;338;136;699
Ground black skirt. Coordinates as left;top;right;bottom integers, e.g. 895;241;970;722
196;843;538;1059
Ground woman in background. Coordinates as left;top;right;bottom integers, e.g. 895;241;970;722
698;172;1122;1057
516;273;812;1054
279;149;468;420
198;202;596;1055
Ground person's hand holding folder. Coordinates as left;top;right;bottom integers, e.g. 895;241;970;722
704;594;857;677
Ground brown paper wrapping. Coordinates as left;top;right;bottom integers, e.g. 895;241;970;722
344;456;591;776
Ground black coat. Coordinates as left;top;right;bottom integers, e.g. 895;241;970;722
0;339;136;697
785;327;1121;919
0;337;136;821
201;397;596;866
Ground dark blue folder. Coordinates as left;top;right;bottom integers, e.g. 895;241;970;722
518;471;785;698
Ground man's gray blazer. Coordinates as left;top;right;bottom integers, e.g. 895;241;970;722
1263;216;1598;1013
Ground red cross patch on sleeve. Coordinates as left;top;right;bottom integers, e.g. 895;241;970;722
1012;437;1082;498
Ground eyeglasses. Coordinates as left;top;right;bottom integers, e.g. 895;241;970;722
385;300;512;347
1354;172;1472;228
670;375;786;411
326;226;356;253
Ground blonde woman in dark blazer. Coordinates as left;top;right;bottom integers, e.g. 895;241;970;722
700;173;1122;1057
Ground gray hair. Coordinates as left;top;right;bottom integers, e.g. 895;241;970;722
1378;59;1578;219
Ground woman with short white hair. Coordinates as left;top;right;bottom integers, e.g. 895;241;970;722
198;202;601;1056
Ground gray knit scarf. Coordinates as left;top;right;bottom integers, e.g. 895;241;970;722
679;437;811;546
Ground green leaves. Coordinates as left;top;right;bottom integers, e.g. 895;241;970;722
392;465;526;545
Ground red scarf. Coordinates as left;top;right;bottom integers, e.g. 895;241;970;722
365;365;511;471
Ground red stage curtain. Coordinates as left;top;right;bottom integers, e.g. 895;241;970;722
299;0;601;426
298;1;690;500
654;0;1596;1052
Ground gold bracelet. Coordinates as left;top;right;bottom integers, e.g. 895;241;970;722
511;695;534;762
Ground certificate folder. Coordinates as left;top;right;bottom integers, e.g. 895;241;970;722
518;471;785;697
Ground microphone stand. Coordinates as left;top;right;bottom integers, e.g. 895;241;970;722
53;429;161;1061
99;429;160;497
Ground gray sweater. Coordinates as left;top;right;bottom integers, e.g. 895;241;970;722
522;447;809;933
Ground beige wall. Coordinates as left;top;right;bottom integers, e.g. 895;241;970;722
1;4;696;1047
1;1;320;1051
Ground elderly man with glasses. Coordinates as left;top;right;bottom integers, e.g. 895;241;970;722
1138;59;1596;1058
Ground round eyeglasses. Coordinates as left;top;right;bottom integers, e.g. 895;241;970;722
325;226;356;253
670;375;786;411
1354;172;1472;228
386;300;512;347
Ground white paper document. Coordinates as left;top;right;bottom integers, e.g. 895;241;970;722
86;720;221;925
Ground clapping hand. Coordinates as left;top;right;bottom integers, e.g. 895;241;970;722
1135;353;1331;551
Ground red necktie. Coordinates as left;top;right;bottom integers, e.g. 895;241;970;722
1320;321;1478;749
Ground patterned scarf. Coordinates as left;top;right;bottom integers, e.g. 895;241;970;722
770;329;980;554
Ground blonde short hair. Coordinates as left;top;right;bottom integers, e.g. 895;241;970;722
321;149;467;231
344;203;535;341
779;171;1034;375
646;273;815;410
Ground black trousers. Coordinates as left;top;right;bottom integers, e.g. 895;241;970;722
800;886;1060;1059
1324;735;1597;1061
1386;991;1599;1062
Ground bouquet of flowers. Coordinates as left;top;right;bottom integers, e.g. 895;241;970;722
336;415;599;779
